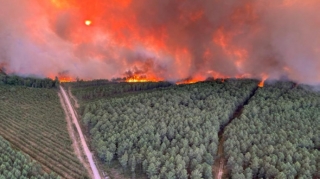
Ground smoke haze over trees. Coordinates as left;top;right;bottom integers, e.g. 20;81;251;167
0;0;320;84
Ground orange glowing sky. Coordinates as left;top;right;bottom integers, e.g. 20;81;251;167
1;0;320;84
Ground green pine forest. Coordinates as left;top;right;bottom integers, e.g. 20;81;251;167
69;79;320;179
224;82;320;178
0;71;319;179
0;136;59;179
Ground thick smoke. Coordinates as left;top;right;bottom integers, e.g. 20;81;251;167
0;0;320;84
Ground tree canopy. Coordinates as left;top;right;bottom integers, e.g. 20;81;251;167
81;79;257;178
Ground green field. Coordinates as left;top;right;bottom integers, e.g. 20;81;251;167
0;85;88;179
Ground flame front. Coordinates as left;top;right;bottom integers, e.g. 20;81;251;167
48;73;75;82
59;76;74;83
1;0;320;84
258;74;268;88
125;75;160;83
176;79;198;85
258;81;264;88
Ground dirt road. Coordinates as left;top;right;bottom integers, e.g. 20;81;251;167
58;92;93;178
217;159;224;179
213;135;225;179
60;86;102;179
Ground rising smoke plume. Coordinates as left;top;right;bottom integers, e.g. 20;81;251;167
0;0;319;84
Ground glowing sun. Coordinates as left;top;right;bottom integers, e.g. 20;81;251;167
85;20;92;26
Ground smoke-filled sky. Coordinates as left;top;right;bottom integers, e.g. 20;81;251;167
0;0;320;84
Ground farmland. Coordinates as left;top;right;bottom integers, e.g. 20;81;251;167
0;84;88;179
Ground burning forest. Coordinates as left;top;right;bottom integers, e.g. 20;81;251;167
0;0;320;84
1;1;320;178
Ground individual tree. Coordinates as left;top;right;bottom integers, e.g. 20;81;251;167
191;169;203;179
119;152;128;170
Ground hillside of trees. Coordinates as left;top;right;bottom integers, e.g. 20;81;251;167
81;79;258;178
223;82;320;178
0;136;59;179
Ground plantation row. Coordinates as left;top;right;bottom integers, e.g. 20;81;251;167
0;136;59;179
0;85;88;179
81;79;258;178
224;82;320;178
69;81;173;103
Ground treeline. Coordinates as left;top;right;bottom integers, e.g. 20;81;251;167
67;79;117;87
0;136;60;179
224;82;320;178
70;81;173;102
0;71;58;88
81;79;258;178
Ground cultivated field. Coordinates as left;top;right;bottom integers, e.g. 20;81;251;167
0;85;88;179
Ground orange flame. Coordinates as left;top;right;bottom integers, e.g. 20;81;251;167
59;76;74;83
258;74;268;87
176;74;205;85
258;81;264;88
48;74;75;83
125;75;160;83
176;79;198;85
21;0;317;85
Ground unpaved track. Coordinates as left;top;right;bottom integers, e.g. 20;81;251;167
217;161;223;179
213;135;225;179
58;93;92;178
68;88;79;108
213;86;259;179
60;86;102;179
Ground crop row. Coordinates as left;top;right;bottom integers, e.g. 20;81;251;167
0;85;88;179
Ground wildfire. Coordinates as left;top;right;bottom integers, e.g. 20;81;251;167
126;78;148;83
2;0;318;85
176;75;206;85
125;76;159;83
258;81;264;88
258;74;268;88
176;79;198;85
59;76;74;83
48;74;74;83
